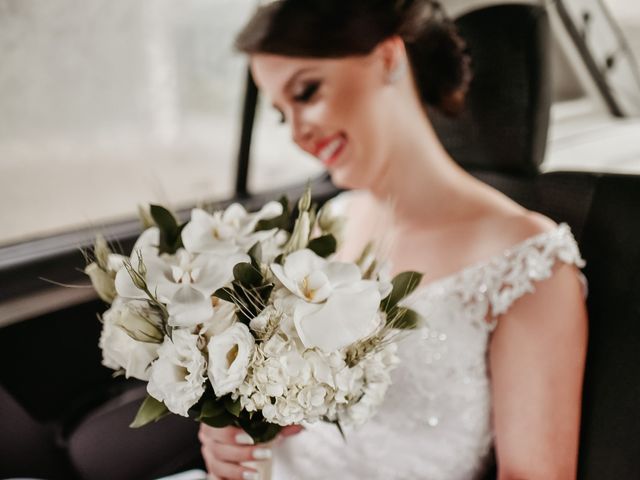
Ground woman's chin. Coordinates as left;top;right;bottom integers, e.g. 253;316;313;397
329;166;366;190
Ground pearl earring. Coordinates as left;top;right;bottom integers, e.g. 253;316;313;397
387;61;407;84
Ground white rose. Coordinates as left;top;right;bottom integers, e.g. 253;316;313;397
147;329;207;417
207;323;255;396
99;300;162;380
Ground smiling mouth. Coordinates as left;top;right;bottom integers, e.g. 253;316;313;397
317;135;348;168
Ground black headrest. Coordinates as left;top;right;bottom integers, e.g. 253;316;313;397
430;4;552;177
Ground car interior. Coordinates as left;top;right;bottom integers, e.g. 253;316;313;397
1;1;639;479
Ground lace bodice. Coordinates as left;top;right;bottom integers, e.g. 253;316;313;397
272;223;585;480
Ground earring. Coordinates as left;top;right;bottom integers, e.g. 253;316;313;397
387;61;407;84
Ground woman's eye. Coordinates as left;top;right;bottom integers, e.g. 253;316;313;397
293;81;320;103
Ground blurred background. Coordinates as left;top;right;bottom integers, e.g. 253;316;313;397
0;0;638;248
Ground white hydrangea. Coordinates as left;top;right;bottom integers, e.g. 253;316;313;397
237;329;400;427
337;343;400;427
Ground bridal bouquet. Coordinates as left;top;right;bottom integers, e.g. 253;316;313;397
85;188;423;443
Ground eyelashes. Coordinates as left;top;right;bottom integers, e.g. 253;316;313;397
276;80;322;124
293;81;320;103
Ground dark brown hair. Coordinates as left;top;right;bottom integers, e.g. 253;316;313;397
235;0;472;116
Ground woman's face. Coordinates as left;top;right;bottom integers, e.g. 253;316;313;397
250;47;398;189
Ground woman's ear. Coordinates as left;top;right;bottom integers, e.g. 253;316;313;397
374;36;407;84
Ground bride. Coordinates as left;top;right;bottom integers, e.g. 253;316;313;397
198;1;588;478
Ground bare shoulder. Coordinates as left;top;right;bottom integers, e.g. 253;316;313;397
476;209;559;252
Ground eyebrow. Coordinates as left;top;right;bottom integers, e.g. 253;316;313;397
271;67;316;112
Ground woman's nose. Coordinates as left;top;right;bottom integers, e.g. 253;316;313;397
291;114;314;150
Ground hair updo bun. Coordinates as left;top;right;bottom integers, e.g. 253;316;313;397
235;0;472;116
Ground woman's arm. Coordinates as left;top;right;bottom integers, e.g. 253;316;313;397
489;263;588;480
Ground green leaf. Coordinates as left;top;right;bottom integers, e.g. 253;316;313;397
224;396;242;417
233;263;263;287
307;234;337;258
389;307;422;330
150;205;181;254
201;411;236;428
237;414;282;444
381;271;424;313
130;395;169;428
150;205;178;234
197;398;226;421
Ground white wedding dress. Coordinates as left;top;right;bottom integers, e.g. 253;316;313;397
272;223;585;480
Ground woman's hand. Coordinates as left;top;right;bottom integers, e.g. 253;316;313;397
198;424;303;480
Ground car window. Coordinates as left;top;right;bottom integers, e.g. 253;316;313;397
0;0;255;247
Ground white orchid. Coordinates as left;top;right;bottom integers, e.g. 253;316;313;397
293;286;383;352
271;249;361;303
147;330;207;417
115;248;248;327
207;323;256;397
181;201;283;255
271;249;384;351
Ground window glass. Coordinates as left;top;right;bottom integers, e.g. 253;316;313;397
603;0;640;66
0;0;254;247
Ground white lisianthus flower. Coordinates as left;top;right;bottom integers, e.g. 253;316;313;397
99;300;162;380
147;330;207;417
207;323;255;397
200;299;237;341
181;201;283;254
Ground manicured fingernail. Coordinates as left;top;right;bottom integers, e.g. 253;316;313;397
252;447;272;460
242;471;260;480
235;433;255;445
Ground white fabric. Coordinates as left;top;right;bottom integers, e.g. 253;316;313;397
272;223;585;480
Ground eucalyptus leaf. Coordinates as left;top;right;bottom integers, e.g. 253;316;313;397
130;395;169;428
381;271;423;313
214;287;235;303
233;263;263;287
307;234;337;258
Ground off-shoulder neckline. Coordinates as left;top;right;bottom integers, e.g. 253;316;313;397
408;223;574;296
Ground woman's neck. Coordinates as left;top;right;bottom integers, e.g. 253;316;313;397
367;103;484;230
